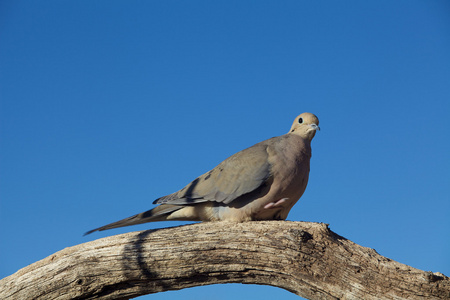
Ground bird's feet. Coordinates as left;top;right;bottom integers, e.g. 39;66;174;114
264;198;288;209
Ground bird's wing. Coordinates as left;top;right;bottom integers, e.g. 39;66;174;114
154;139;275;205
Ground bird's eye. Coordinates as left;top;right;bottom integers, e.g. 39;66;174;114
298;117;303;124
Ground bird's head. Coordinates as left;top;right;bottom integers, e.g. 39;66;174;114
289;112;320;140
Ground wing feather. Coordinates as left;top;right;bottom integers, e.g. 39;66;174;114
154;139;274;205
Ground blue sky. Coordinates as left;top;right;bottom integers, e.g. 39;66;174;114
1;1;449;299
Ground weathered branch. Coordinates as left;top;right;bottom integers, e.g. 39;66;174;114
1;221;448;299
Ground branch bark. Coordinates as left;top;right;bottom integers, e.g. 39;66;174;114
1;221;448;300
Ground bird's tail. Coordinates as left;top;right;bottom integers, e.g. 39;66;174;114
84;204;182;235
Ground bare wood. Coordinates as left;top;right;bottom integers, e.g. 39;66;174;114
1;221;448;300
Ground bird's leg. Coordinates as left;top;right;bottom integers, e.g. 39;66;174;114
263;198;288;209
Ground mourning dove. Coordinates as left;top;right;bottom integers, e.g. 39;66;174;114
85;112;319;235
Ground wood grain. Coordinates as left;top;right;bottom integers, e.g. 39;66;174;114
1;221;448;299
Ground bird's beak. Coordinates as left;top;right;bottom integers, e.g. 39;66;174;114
309;124;320;131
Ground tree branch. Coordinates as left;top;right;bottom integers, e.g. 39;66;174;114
1;221;448;299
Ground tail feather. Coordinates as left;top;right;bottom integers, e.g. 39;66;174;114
84;204;182;235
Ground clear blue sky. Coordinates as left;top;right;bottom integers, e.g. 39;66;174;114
1;1;449;299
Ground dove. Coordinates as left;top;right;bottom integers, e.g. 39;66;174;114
85;112;319;235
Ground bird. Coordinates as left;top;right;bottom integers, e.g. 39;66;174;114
85;112;320;235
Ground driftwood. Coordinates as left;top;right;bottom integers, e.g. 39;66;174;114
1;221;448;299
